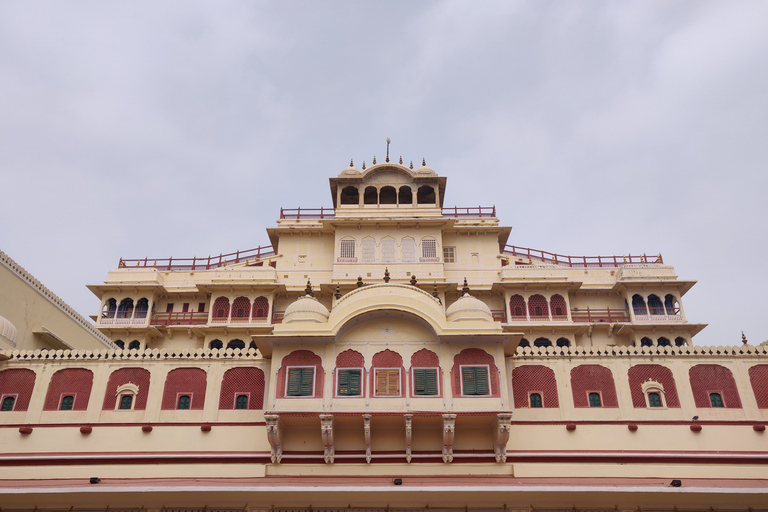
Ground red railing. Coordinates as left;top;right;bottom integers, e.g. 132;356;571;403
500;245;662;268
570;308;630;323
279;206;497;219
442;206;496;218
272;311;285;324
119;244;277;271
490;309;507;323
150;312;209;326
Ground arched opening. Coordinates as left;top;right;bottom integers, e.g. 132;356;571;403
550;294;567;318
117;298;134;319
114;340;125;349
533;337;552;348
518;338;530;347
509;295;526;318
530;393;543;408
227;339;245;349
665;294;679;315
252;297;269;319
340;186;359;205
648;294;664;315
640;337;654;347
675;336;686;347
361;238;376;263
380;186;397;204
128;340;141;350
212;297;230;321
528;294;549;318
417;185;435;205
632;295;647;315
231;296;250;321
398;186;412;205
657;337;671;347
364;186;378;205
135;298;149;319
249;340;257;350
103;299;117;319
209;339;223;349
556;337;571;347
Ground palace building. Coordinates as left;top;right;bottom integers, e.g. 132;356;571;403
0;158;767;511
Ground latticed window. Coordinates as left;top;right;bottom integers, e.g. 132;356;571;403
550;294;567;317
119;395;133;410
381;238;396;263
235;395;249;409
213;297;230;320
710;392;724;407
177;395;191;409
340;240;356;259
1;396;14;411
510;295;526;317
530;393;543;408
375;369;400;396
413;369;438;395
361;238;375;263
528;294;549;318
422;239;437;259
231;296;250;320
401;238;415;262
443;247;455;263
337;370;362;396
252;296;269;318
60;395;74;410
648;295;664;315
287;368;314;396
462;367;489;396
648;392;662;407
588;392;602;407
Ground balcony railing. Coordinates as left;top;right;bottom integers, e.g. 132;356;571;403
280;207;335;220
280;206;497;220
150;312;209;326
634;314;684;323
118;244;277;271
501;245;663;268
490;309;507;323
442;206;496;218
272;311;285;324
571;308;631;323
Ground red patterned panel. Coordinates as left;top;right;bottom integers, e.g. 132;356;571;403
550;294;567;317
102;368;151;410
371;349;405;397
231;296;251;320
528;294;549;318
749;365;768;408
451;348;500;397
219;367;265;410
512;365;559;408
43;368;93;411
509;295;526;317
160;368;207;410
276;350;324;399
411;348;439;367
212;297;230;319
0;369;36;411
252;296;269;318
570;365;618;408
336;349;364;368
689;364;742;408
627;364;680;408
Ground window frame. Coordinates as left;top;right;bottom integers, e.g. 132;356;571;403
641;381;667;409
420;238;439;261
338;239;357;261
176;393;192;410
0;394;18;412
528;391;543;408
401;237;416;263
587;391;603;407
284;366;316;398
708;391;725;408
336;368;364;397
411;367;440;397
373;368;402;397
234;393;250;409
118;394;134;410
59;394;76;411
442;246;456;263
459;365;491;397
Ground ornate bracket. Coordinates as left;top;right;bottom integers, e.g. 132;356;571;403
265;414;283;463
363;414;372;463
404;413;413;463
442;414;456;463
320;414;335;464
494;413;513;463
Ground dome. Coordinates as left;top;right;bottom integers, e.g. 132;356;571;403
414;165;437;177
339;163;362;177
283;295;330;323
446;293;493;322
0;315;18;348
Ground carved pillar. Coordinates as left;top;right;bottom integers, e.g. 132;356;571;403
494;413;513;463
404;413;413;463
320;414;335;464
442;413;456;463
363;414;372;463
265;414;283;463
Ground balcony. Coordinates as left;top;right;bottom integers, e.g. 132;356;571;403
279;206;497;220
571;308;631;323
99;311;148;325
501;245;663;268
150;312;208;326
118;244;277;271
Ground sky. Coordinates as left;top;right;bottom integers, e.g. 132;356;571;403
1;1;766;346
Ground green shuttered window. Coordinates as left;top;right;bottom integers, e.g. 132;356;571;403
461;367;489;396
287;368;314;396
337;370;362;396
413;369;438;395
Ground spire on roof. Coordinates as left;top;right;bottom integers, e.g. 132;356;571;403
305;279;314;297
462;277;470;296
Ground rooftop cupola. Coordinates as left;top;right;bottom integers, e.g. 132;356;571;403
283;280;330;323
445;279;493;322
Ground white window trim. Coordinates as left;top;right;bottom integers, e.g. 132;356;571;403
335;367;365;398
706;389;726;408
284;365;317;398
117;393;136;411
458;364;492;397
373;367;402;397
586;390;603;407
410;367;441;397
338;239;357;262
527;390;544;408
58;393;78;410
640;380;667;409
0;393;19;412
443;246;456;263
175;392;194;409
233;391;251;409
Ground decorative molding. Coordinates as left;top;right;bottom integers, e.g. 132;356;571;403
494;413;512;463
442;414;456;463
4;346;265;362
320;414;335;464
363;414;372;463
265;414;283;463
404;413;413;463
514;344;768;359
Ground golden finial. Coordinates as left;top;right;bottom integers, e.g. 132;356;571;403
641;255;646;263
305;279;314;297
433;282;439;298
386;138;390;162
384;268;390;283
373;156;377;164
410;274;417;286
410;161;413;169
357;276;364;288
422;158;426;166
335;284;341;300
350;159;354;167
399;156;403;164
362;161;366;170
462;277;470;295
742;331;748;345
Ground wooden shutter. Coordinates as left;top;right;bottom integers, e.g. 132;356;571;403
287;368;313;396
376;369;399;396
425;369;438;395
462;367;489;395
338;370;361;396
300;368;314;396
475;367;489;395
414;369;438;395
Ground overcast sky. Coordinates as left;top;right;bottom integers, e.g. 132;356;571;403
1;1;766;346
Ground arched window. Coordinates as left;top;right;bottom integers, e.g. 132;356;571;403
401;238;415;262
749;365;768;408
689;364;741;409
550;295;567;318
657;337;671;347
530;393;543;408
231;296;250;321
710;392;724;407
512;365;559;408
588;392;602;407
135;298;149;318
528;294;549;318
117;298;134;319
128;340;141;350
212;297;230;321
556;337;571;347
632;294;647;315
571;365;618;408
509;295;526;318
249;340;257;350
665;294;679;315
361;238;376;263
252;297;269;319
279;350;324;399
161;368;207;410
640;337;654;347
533;337;552;348
628;365;680;408
379;186;397;204
648;295;664;315
1;396;15;411
417;185;435;205
675;337;686;347
227;339;245;349
235;395;248;409
103;298;117;319
340;186;359;205
0;369;36;412
44;368;93;411
114;340;125;349
364;186;378;205
102;368;151;411
209;339;223;349
452;348;499;398
219;367;265;410
380;238;396;263
398;186;412;205
518;338;530;347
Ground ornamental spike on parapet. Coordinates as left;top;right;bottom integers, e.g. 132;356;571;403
742;331;749;345
335;284;341;300
362;161;366;170
462;277;470;295
350;159;354;166
384;268;391;283
357;276;364;288
410;161;413;169
410;274;417;286
373;156;377;164
422;158;426;166
399;156;403;164
305;279;314;297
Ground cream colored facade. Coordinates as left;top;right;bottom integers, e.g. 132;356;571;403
0;162;766;511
